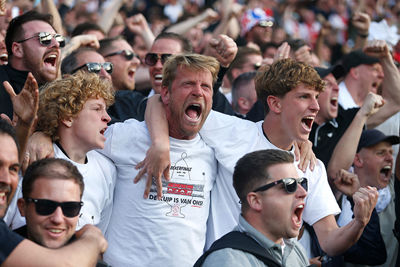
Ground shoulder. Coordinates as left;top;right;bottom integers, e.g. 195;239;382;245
202;248;261;267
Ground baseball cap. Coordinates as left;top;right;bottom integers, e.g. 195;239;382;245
240;8;274;37
341;49;379;73
357;129;400;152
315;64;345;80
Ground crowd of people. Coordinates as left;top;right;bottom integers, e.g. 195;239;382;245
0;0;400;266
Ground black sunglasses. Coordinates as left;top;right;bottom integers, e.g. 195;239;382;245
72;62;113;74
105;50;140;61
144;53;172;66
17;32;66;48
26;198;83;218
253;177;308;194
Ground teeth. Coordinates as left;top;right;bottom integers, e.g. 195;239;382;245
298;204;304;209
331;97;337;101
0;192;5;197
47;55;57;59
49;229;62;233
303;116;314;120
155;74;162;79
192;104;200;107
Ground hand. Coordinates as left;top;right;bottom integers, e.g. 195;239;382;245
69;34;100;49
23;131;54;172
126;14;151;35
76;224;108;254
3;72;38;126
294;45;313;65
333;169;361;197
201;8;219;23
353;186;379;227
294;140;316;172
134;143;171;200
273;42;290;63
363;39;390;59
207;34;237;68
359;92;384;117
352;12;370;36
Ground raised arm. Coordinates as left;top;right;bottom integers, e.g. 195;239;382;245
4;224;107;267
98;0;125;34
352;12;371;50
365;40;400;128
125;14;155;50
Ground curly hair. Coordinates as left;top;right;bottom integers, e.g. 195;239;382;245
36;72;114;141
255;59;325;114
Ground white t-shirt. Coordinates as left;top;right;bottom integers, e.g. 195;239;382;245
101;119;217;267
54;144;116;233
200;111;341;249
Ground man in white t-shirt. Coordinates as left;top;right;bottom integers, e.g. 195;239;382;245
144;58;378;259
101;53;220;267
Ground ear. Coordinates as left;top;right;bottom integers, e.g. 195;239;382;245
349;67;359;79
61;117;73;128
237;97;249;111
247;192;263;212
354;153;363;168
266;95;282;114
231;68;241;80
17;198;26;217
12;42;24;58
160;85;170;105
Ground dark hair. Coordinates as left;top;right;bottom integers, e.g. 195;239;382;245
154;32;192;53
0;119;19;157
98;36;125;55
71;22;105;37
231;71;256;111
22;158;84;198
5;11;54;56
227;46;261;82
233;149;294;211
61;47;98;75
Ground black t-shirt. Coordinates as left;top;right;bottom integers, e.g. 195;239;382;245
309;106;360;168
0;219;24;264
0;65;29;118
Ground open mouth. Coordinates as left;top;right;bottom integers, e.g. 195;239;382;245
330;97;338;107
0;53;7;64
154;74;162;82
380;165;391;178
185;104;202;121
44;54;57;67
301;116;314;131
128;68;136;79
293;204;304;228
100;127;107;135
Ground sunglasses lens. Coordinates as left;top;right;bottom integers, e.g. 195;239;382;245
284;178;297;193
61;202;83;217
87;63;101;74
145;53;157;66
161;54;172;64
300;178;308;191
104;63;113;74
39;35;52;46
35;199;57;216
124;51;134;60
55;35;66;48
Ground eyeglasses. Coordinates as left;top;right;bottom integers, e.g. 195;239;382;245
144;53;172;66
258;20;274;28
254;62;261;70
26;198;83;218
17;32;66;48
253;177;308;194
72;62;113;74
104;50;140;61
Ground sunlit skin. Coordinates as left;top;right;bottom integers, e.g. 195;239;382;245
75;51;111;81
248;163;307;244
0;134;19;218
355;142;394;189
315;74;339;124
149;38;183;94
161;67;213;140
18;177;81;248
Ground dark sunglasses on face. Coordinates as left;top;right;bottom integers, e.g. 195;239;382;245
105;50;140;61
72;62;113;74
144;53;172;66
17;32;66;48
26;198;83;218
253;177;308;194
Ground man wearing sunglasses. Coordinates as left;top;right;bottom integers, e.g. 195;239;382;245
0;119;107;266
1;11;64;118
195;149;309;266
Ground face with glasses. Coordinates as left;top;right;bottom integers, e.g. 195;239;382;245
15;20;62;84
18;177;82;248
74;50;112;81
148;38;183;94
250;163;307;243
103;39;141;91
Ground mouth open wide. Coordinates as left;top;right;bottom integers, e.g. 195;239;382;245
301;117;314;131
185;104;202;121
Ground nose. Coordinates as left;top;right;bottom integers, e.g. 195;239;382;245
103;110;111;123
49;206;64;223
132;55;141;66
310;96;320;112
0;167;11;186
296;182;307;199
332;81;339;93
192;83;203;96
99;68;112;81
154;57;163;69
49;36;60;49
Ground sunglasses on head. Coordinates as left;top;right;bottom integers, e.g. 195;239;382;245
253;177;308;194
144;53;172;66
105;50;140;61
17;32;66;48
26;198;83;218
72;62;113;74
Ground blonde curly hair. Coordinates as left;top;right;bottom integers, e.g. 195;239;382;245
36;72;114;142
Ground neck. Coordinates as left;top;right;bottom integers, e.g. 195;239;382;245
344;79;364;107
263;114;294;151
244;212;283;244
